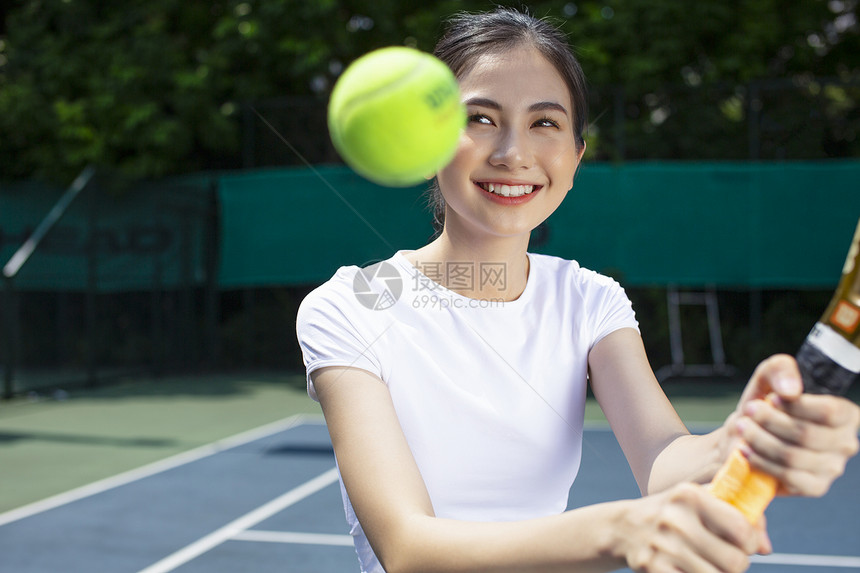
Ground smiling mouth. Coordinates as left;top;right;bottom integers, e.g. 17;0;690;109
476;182;539;197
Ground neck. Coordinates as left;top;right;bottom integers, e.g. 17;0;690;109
407;225;531;301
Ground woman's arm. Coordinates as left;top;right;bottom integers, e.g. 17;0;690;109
314;365;758;573
587;328;728;495
589;330;860;501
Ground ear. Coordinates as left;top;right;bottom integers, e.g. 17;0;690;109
570;140;587;188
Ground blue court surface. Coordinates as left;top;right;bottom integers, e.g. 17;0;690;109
1;415;858;573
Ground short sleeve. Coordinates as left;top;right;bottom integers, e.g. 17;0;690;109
584;272;639;350
295;271;383;401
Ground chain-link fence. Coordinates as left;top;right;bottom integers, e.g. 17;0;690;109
1;172;218;397
3;77;858;397
242;76;860;167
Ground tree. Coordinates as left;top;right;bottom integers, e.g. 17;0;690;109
0;0;350;182
0;0;857;184
551;0;860;160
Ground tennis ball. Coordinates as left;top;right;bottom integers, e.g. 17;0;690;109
328;46;465;187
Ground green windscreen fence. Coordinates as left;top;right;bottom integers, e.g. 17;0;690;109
0;178;212;292
217;167;435;287
217;161;860;289
3;162;856;291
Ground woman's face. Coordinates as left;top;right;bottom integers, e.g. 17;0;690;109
436;44;583;240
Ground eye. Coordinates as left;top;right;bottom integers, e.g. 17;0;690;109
468;113;494;125
533;116;560;129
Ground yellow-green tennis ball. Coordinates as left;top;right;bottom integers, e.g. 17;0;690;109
328;46;465;187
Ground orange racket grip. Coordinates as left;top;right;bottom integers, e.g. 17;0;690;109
708;448;778;524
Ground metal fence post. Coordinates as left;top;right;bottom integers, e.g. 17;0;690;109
748;81;761;160
3;277;17;399
204;179;220;368
614;85;626;161
86;181;98;387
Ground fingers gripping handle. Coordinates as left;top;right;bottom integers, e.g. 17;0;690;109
708;217;860;523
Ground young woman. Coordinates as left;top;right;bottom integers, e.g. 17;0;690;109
297;8;860;573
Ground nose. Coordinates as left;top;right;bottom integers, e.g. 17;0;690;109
489;126;534;170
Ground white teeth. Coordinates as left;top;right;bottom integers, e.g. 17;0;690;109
481;183;535;197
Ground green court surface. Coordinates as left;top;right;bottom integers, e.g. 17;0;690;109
0;373;746;515
0;373;322;514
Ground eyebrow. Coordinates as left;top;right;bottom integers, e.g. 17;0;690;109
464;97;569;116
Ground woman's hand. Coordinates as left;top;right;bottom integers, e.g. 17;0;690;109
728;355;860;497
617;482;768;573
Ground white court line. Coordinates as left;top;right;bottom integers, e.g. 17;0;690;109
0;413;321;528
232;529;353;547
136;467;340;573
750;553;860;568
232;533;860;569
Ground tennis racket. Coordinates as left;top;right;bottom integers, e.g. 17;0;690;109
708;216;860;523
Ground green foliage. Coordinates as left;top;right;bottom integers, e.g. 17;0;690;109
553;0;860;161
0;0;857;183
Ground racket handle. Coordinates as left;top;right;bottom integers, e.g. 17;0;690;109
706;329;860;525
707;448;777;523
708;393;781;524
708;217;860;523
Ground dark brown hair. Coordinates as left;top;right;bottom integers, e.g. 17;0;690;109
428;7;589;235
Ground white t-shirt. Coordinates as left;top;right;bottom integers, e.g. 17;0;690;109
296;251;639;573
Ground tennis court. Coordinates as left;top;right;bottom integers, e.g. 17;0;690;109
0;376;857;573
2;3;859;571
